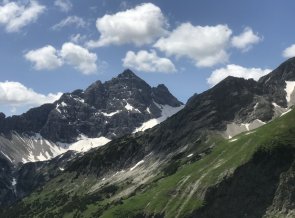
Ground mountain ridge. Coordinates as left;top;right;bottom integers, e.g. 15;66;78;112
0;69;183;164
1;58;295;217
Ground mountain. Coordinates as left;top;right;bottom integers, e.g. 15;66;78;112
1;58;295;217
0;69;183;164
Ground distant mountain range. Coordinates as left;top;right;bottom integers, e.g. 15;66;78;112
1;58;295;217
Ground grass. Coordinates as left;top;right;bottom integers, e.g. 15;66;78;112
101;109;295;217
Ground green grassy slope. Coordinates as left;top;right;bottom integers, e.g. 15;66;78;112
2;109;295;218
101;109;295;218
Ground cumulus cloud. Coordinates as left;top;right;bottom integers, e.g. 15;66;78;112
0;0;45;32
231;27;262;52
25;43;98;74
60;42;97;75
282;44;295;58
207;64;272;86
52;16;87;30
122;50;176;73
87;3;168;48
0;81;62;110
154;23;232;67
54;0;72;12
24;45;63;70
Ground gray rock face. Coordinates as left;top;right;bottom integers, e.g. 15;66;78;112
0;69;182;145
39;70;182;143
0;156;14;207
259;57;295;107
185;57;295;135
264;160;295;218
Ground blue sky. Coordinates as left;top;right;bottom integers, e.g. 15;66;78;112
0;0;295;115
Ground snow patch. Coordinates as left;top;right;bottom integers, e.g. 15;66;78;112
12;178;17;186
229;138;238;142
1;151;13;162
74;97;85;103
60;135;111;153
254;102;259;110
130;160;144;171
134;104;184;132
146;107;151;114
20;133;67;163
125;102;134;111
11;178;17;194
281;109;292;117
125;102;140;113
285;81;295;105
0;132;111;164
187;153;193;158
101;110;121;117
55;104;61;113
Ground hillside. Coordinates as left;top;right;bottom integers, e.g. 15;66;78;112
1;58;295;217
2;104;294;218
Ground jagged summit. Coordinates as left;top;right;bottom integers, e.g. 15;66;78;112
0;70;183;164
259;57;295;84
117;69;139;79
258;57;295;107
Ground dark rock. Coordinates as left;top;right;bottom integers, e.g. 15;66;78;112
0;70;183;143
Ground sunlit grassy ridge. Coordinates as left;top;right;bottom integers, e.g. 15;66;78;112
101;109;295;217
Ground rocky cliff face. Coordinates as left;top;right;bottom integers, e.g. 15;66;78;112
0;69;183;164
40;69;182;143
259;57;295;107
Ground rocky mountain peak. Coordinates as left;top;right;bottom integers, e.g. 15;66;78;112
259;57;295;84
0;70;184;164
152;84;182;107
117;69;139;79
258;57;295;107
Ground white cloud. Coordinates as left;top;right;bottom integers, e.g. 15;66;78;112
0;0;45;32
0;81;62;108
52;16;87;30
282;44;295;58
154;23;232;67
24;45;63;70
231;27;262;52
87;3;167;48
60;42;97;75
25;43;98;74
123;50;176;73
54;0;72;12
207;64;272;86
